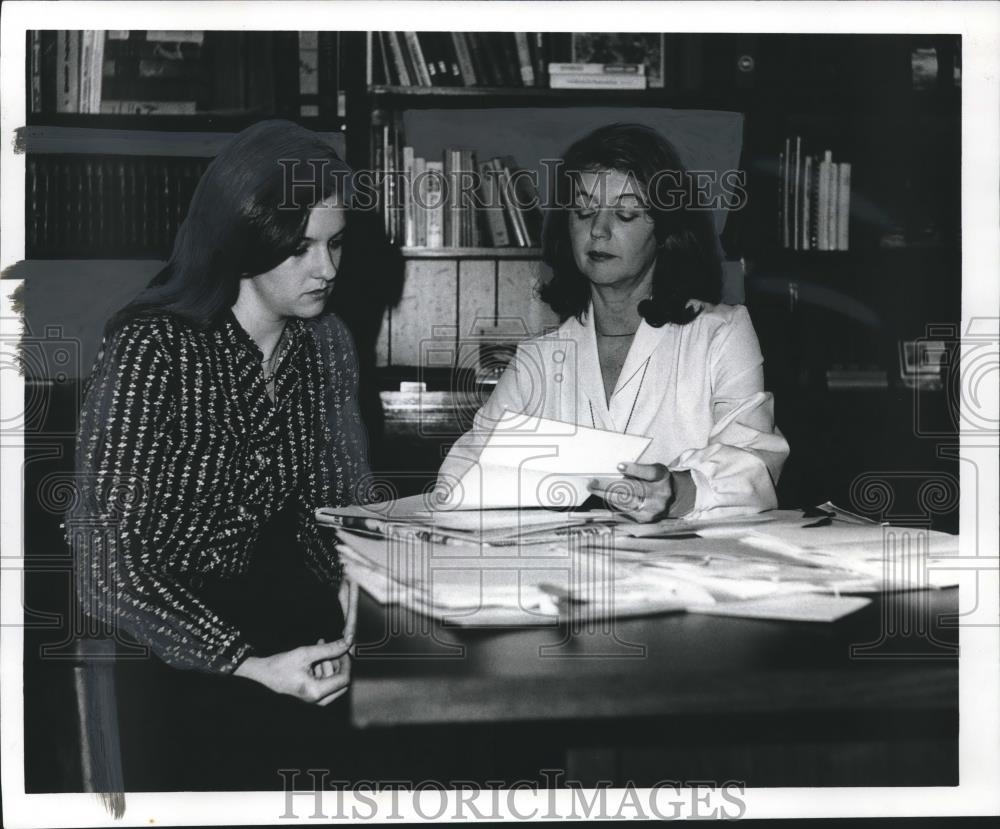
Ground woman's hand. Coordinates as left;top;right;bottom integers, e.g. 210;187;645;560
234;637;352;706
587;462;696;523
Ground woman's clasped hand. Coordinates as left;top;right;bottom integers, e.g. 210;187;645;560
234;637;352;706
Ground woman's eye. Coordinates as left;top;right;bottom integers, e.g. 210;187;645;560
292;245;309;258
328;237;343;250
574;209;596;220
616;212;638;222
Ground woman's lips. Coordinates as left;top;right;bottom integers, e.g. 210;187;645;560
587;251;616;262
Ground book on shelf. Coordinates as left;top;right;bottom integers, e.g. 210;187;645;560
450;32;478;86
549;73;647;90
373;32;572;89
571;32;664;88
424;161;445;247
513;32;535;86
477;162;511;247
548;62;645;75
371;114;541;250
25;154;210;259
32;30;313;117
780;137;852;251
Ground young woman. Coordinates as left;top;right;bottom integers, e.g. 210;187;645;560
439;123;789;521
66;120;370;789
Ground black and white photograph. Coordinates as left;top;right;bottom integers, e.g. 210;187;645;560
1;1;998;825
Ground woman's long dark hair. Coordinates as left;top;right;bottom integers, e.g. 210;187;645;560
540;123;723;326
108;119;352;334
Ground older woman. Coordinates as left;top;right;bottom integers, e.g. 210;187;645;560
440;123;788;521
66;120;369;789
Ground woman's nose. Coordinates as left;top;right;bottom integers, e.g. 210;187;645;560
317;249;338;281
589;211;612;239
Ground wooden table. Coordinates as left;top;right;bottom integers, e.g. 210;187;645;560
348;588;959;787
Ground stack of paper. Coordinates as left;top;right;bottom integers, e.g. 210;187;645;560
319;501;959;626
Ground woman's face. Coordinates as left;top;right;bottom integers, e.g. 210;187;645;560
568;168;658;290
244;196;346;320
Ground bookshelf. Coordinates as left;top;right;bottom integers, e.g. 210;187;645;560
21;31;962;409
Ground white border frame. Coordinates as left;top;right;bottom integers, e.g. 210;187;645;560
2;2;998;825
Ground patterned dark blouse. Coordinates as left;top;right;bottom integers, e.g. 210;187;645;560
66;310;370;674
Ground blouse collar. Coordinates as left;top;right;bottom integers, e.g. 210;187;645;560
216;310;307;359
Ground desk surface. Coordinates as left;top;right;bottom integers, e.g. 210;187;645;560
350;588;958;729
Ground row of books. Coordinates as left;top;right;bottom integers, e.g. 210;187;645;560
372;32;562;89
29;30;338;119
375;119;541;249
779;137;852;251
25;155;209;258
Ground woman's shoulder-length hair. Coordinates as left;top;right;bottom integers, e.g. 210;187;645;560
539;122;723;327
106;119;352;336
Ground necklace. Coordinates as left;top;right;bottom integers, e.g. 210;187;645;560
261;324;289;393
596;328;638;338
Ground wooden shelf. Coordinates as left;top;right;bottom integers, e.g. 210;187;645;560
20;124;345;157
400;247;542;260
368;85;748;111
24;112;340;134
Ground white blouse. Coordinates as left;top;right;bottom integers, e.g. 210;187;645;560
439;302;790;519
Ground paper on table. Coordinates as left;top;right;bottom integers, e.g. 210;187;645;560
442;410;651;509
688;594;871;623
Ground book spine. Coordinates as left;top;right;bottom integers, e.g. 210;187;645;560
477;162;510;246
781;138;790;248
809;157;821;249
802;155;813;250
57;31;80;112
30;31;42;113
817;152;831;251
80;32;91;113
495;34;523;87
393;114;405;244
425;161;444;247
548;74;646;89
513;33;535;86
482;34;511;86
529;33;547;88
403;32;433;87
402;146;416;247
467;33;496;86
413;156;427;247
776;150;785;248
26;158;38;255
791;136;801;250
442;149;455;246
828;161;840;251
375;32;395;85
509;165;542;246
464;149;479;246
449;32;477;86
386;32;413;87
548;62;646;74
450;32;478;86
837;162;851;251
494;158;528;247
438;32;463;85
